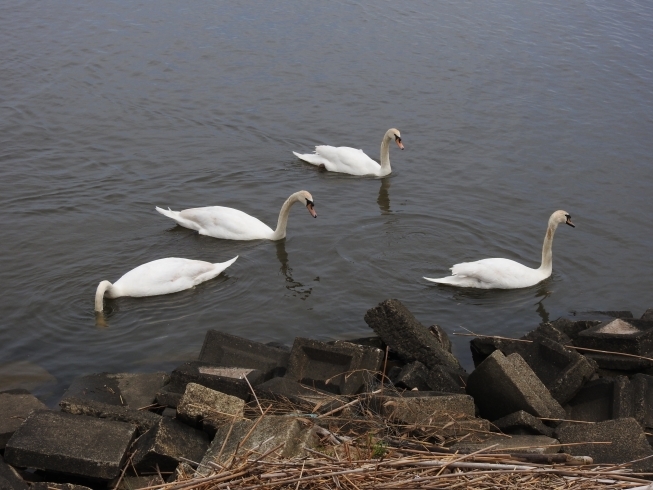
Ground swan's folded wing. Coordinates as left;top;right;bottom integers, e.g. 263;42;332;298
451;258;534;289
315;146;379;175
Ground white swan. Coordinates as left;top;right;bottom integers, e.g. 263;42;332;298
292;128;404;177
95;256;238;312
155;190;316;241
424;210;575;289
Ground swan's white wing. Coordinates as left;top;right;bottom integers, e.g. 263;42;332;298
314;146;381;176
113;258;222;297
178;206;274;240
454;258;543;289
295;145;381;175
425;258;544;289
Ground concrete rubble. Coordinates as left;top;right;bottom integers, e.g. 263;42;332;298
3;300;653;487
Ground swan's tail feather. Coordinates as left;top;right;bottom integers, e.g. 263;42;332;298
423;276;457;284
196;256;238;284
155;206;200;231
216;255;238;270
293;151;328;166
155;206;178;219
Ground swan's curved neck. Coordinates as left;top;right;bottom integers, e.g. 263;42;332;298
272;193;300;240
539;221;559;274
379;135;392;176
95;280;113;312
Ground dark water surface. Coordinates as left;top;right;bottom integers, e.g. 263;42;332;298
1;0;652;404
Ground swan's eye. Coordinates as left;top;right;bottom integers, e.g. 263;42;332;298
395;135;402;143
565;214;571;219
306;199;314;206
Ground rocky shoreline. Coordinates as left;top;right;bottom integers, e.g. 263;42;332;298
2;299;653;489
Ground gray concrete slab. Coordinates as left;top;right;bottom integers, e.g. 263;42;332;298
556;418;653;472
132;418;209;473
4;410;136;480
286;338;384;395
0;392;47;449
198;330;290;380
466;350;565;421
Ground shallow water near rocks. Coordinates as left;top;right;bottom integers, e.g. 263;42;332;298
1;0;652;405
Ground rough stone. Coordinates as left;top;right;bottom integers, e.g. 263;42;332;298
518;339;597;405
364;299;464;374
466;350;565;421
255;377;343;414
469;336;525;367
492;411;554;437
565;377;633;422
339;336;386;351
428;325;453;353
0;392;47;449
197;416;316;476
198;330;290;380
392;361;466;394
546;318;601;341
4;410;136;480
524;323;572;345
0;454;28;490
59;396;161;435
575;318;653;355
556;418;653;471
60;372;169;409
285;338;384;395
631;373;653;429
156;387;183;408
176;383;245;436
371;393;476;422
451;435;561;455
642;309;653;322
132;418;209;473
370;393;487;438
169;362;265;400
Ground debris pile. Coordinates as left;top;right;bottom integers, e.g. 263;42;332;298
2;301;653;489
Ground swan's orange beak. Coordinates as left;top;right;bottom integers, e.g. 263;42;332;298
307;202;317;218
566;217;575;227
395;139;404;150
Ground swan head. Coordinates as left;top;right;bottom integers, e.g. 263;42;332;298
297;190;317;218
385;128;404;150
550;210;575;228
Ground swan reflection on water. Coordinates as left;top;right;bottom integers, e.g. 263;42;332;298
275;241;312;300
447;280;553;324
377;177;391;214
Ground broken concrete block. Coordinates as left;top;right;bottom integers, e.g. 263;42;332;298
642;308;653;322
428;325;453;353
492;411;554;437
0;392;47;449
197;416;316;476
285;338;383;395
255;377;343;414
198;330;290;379
364;300;464;374
0;454;28;490
60;372;169;409
575;318;653;355
451;434;560;454
631;373;653;429
169;362;265;400
391;361;466;393
156;386;183;408
339;336;386;350
469;336;525;367
565;377;633;422
556;418;653;471
518;339;597;405
466;350;565;421
370;393;486;437
176;383;245;436
132;418;209;473
4;410;136;480
545;318;600;341
59;396;161;435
